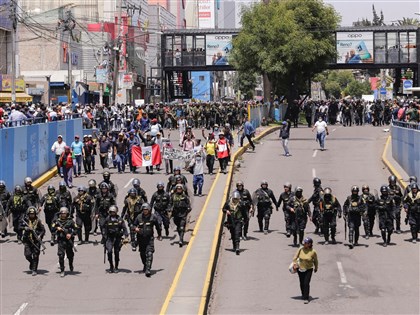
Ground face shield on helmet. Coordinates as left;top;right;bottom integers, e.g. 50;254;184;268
47;185;55;194
24;177;33;186
284;182;292;192
132;179;141;188
157;181;164;189
128;188;137;198
103;171;111;181
260;180;268;188
108;205;118;215
88;179;97;188
388;175;396;185
59;181;66;192
100;183;109;194
59;207;69;218
15;185;23;194
295;187;303;198
380;185;389;195
362;184;370;194
351;186;359;195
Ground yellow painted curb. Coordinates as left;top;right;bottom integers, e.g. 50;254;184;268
381;136;407;189
32;167;58;189
197;125;280;315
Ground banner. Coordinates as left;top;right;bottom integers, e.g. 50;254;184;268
198;0;215;29
95;68;108;84
336;32;373;64
163;147;194;161
206;34;232;66
132;144;162;167
0;75;25;92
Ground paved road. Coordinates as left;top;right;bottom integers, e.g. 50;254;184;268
209;126;419;315
0;129;219;315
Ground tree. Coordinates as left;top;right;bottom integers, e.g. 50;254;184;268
233;71;258;100
344;80;372;98
352;5;385;26
394;17;419;26
231;0;340;105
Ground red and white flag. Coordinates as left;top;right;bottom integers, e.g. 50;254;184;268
132;144;162;167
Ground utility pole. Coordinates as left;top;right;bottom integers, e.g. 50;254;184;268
112;0;123;105
9;0;17;103
99;21;104;106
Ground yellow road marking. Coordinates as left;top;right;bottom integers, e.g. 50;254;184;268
382;136;407;189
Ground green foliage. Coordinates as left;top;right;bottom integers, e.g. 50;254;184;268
315;70;372;98
344;80;372;98
231;0;340;102
233;71;258;100
394;18;420;26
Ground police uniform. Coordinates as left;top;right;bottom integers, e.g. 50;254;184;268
223;195;247;254
286;191;311;246
133;209;162;276
170;188;191;247
403;187;420;243
320;191;341;244
388;183;403;233
253;186;277;234
361;189;376;237
95;191;116;243
73;190;94;244
375;191;395;246
104;209;128;272
19;209;45;275
235;187;253;239
150;189;171;236
121;193;143;249
7;188;32;242
40;189;60;242
308;186;324;234
277;189;294;237
343;190;367;248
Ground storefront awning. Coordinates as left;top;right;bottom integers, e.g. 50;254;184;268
0;92;33;103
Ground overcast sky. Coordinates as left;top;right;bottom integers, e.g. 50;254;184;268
236;1;420;27
323;0;419;26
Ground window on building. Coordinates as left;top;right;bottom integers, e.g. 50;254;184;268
387;32;399;63
374;32;386;63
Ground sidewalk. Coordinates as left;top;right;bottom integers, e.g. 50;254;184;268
382;136;410;189
160;125;280;315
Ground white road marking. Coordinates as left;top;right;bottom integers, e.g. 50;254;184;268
312;150;318;158
332;128;337;132
14;303;28;315
124;178;134;188
337;261;347;284
312;168;316;178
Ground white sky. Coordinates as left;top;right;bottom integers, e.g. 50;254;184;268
234;0;420;27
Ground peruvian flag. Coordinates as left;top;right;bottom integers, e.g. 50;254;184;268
132;144;162;167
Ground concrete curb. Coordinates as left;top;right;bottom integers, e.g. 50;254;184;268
199;125;280;314
32;167;58;189
381;136;407;189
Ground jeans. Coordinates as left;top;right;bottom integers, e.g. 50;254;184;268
63;167;73;187
116;153;126;172
73;155;82;175
55;155;63;175
193;174;204;195
298;268;313;300
316;131;326;149
282;138;289;155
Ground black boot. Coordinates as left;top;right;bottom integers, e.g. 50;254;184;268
69;258;74;272
299;231;304;245
179;231;184;247
349;230;354;249
108;261;114;273
412;230;418;244
32;257;39;276
387;232;392;244
293;233;298;246
114;259;119;273
354;229;359;245
381;230;387;247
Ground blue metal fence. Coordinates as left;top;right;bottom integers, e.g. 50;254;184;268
0;119;83;191
391;122;420;180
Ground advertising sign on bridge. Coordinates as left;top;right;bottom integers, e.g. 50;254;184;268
336;32;374;64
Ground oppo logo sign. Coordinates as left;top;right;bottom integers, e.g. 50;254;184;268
347;33;363;38
214;35;231;40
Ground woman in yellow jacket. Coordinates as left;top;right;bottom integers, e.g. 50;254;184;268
292;237;318;304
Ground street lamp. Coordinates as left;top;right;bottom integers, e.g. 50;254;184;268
45;75;51;106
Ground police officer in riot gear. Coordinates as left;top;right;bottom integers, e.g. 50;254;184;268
51;207;78;277
308;177;323;234
56;181;73;215
277;182;294;237
40;185;60;245
87;179;99;198
320;187;341;244
19;206;45;276
133;203;162;277
150;182;171;236
7;185;32;243
343;186;367;249
404;176;418;197
253;180;277;235
166;167;188;193
73;186;94;244
0;180;11;237
376;185;396;247
387;175;403;233
104;205;128;273
100;171;118;198
23;177;41;209
131;179;148;203
169;184;191;247
361;184;376;238
95;183;116;244
234;181;253;240
286;187;311;246
223;191;248;255
121;188;143;251
403;183;420;244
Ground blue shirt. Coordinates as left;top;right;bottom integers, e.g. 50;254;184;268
244;121;255;136
71;141;84;155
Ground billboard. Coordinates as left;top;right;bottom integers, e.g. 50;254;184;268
0;75;25;92
198;0;215;29
336;32;373;64
206;34;232;66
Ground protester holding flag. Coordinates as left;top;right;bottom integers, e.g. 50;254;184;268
139;131;157;174
131;132;162;173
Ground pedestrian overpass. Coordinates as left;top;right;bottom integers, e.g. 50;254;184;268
155;26;419;101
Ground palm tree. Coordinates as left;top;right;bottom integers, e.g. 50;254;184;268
395;17;419;26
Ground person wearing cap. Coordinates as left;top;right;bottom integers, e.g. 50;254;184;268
239;120;256;151
51;135;67;177
149;118;164;137
292;237;318;304
279;120;291;156
71;135;85;177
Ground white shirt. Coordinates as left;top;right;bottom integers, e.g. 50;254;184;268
150;124;161;136
314;120;327;133
51;140;67;155
178;119;187;133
